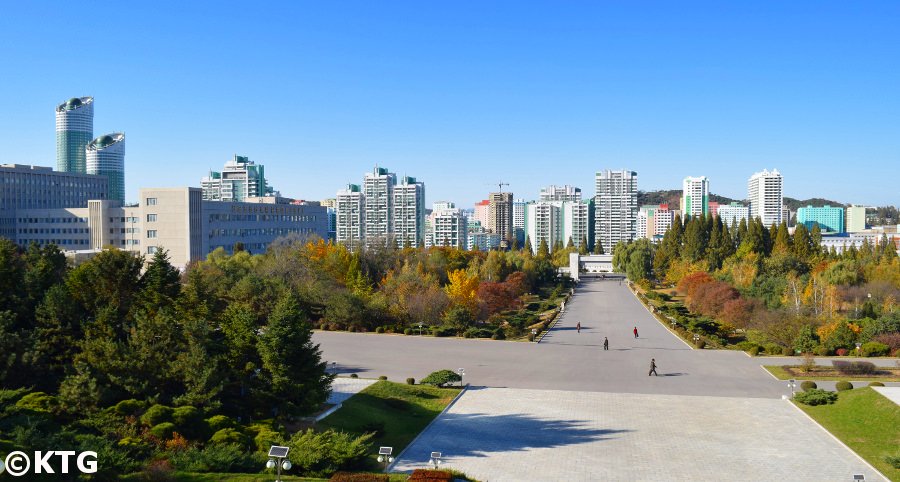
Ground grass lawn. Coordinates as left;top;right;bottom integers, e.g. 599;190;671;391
795;387;900;479
318;380;461;466
765;365;900;382
120;473;325;481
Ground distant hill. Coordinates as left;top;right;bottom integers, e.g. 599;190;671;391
783;197;845;211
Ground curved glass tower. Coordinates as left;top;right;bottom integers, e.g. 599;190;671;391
87;133;125;202
55;97;94;173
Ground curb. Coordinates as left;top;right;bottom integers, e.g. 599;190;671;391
386;383;470;473
536;309;563;344
628;285;694;349
314;403;342;422
786;397;889;481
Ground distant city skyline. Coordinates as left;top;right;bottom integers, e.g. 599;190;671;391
1;2;898;206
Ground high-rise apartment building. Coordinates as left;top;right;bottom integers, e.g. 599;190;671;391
363;166;397;247
594;170;638;254
56;96;94;173
488;192;514;245
335;184;364;249
717;202;749;228
681;176;709;219
748;169;783;226
539;185;582;202
637;204;674;242
797;205;844;234
201;155;274;202
523;200;589;254
393;176;425;247
0;163;108;242
846;206;867;233
432;207;467;248
473;200;490;229
86;133;125;202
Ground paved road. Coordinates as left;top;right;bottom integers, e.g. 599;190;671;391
316;279;791;398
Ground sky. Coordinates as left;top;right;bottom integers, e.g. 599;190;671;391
1;1;898;207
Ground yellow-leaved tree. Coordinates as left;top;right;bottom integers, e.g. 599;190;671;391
445;268;479;315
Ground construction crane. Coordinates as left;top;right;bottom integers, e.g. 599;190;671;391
495;181;509;193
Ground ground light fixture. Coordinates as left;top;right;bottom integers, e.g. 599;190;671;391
788;379;796;395
457;368;465;387
430;451;443;469
266;445;292;482
377;446;394;471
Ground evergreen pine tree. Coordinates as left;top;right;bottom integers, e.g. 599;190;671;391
538;238;550;258
524;236;533;254
772;222;791;255
566;237;575;249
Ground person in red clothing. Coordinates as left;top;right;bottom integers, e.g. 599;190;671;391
633;326;639;338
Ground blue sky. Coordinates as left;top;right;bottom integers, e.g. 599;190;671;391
1;1;898;206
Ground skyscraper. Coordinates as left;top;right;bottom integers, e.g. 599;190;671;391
488;192;514;246
336;184;364;249
201;155;274;202
363;166;397;247
86;133;125;202
748;169;783;226
56;96;94;173
797;205;844;234
594;170;638;254
433;207;467;249
681;176;709;219
393;176;425;248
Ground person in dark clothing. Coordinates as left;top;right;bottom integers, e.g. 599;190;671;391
576;322;581;333
649;358;658;376
633;326;639;338
603;337;609;350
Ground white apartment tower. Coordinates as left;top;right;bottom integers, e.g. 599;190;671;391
433;207;468;248
748;169;783;226
595;170;638;254
681;176;709;219
201;155;274;202
717;202;749;229
539;185;582;202
393;176;425;248
336;184;364;249
524;200;589;254
363;166;397;247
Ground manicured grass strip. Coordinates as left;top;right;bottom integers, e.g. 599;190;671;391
794;387;900;479
764;365;900;382
121;473;325;481
318;380;460;459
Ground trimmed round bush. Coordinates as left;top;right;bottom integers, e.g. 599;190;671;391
140;404;174;426
15;392;57;413
150;422;177;439
868;381;885;387
860;342;890;357
493;328;506;340
349;373;358;378
378;375;388;381
800;381;818;392
748;346;761;356
113;399;144;416
404;328;412;335
319;323;328;330
815;345;831;357
835;381;854;391
420;369;462;388
781;347;793;356
406;378;415;385
209;428;248;446
205;415;236;433
172;406;204;438
765;343;783;356
794;389;838;406
253;425;281;451
375;326;385;334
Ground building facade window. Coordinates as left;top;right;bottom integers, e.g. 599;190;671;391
146;214;157;222
147;230;157;238
146;197;157;205
147;246;157;254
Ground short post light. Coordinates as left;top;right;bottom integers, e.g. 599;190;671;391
266;445;291;482
788;379;796;395
531;328;538;342
669;318;677;330
457;368;465;387
377;446;394;472
855;342;862;356
693;333;700;345
429;451;443;469
418;322;423;336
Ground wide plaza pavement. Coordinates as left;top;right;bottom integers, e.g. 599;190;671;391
314;278;890;481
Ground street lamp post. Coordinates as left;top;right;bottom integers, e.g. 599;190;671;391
266;446;292;482
788;379;796;396
531;328;537;342
429;451;443;469
693;334;700;346
418;322;423;336
377;447;394;472
457;368;465;387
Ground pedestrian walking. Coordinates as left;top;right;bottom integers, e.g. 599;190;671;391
633;326;639;338
649;358;658;376
576;322;581;333
603;337;609;350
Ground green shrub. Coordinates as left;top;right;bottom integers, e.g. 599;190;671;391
886;455;900;469
793;389;838;406
252;425;281;452
209;427;248;446
150;422;177;439
349;373;358;378
463;327;493;338
319;323;328;330
287;429;373;478
172;406;205;438
868;381;885;387
832;360;876;375
168;443;256;473
431;326;457;337
406;378;415;385
404;328;412;335
420;369;462;388
141;404;174;426
375;326;385;334
15;392;57;413
800;381;818;392
835;381;853;391
113;399;144;416
860;342;890;357
378;375;388;381
764;343;783;356
205;414;237;433
748;346;761;356
781;347;794;356
695;340;706;349
493;327;506;340
815;345;831;357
